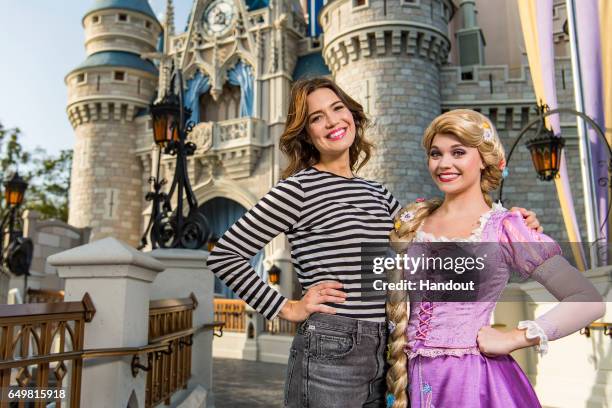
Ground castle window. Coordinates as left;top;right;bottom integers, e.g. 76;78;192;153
460;70;474;81
92;15;100;24
118;13;128;22
200;83;241;123
113;71;126;81
76;73;86;84
353;0;367;8
145;20;152;29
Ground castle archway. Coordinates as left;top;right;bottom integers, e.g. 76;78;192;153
199;196;265;298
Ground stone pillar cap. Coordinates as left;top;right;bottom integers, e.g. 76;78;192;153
48;237;165;272
149;248;209;262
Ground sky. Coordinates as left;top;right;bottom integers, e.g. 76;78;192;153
0;1;192;156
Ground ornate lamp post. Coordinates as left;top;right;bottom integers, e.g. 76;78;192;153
499;104;610;203
140;63;211;250
498;104;611;267
0;172;34;297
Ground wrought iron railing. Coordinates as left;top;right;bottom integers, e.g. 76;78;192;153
263;318;298;336
145;294;198;408
0;293;223;407
26;288;65;304
213;299;245;332
0;293;95;407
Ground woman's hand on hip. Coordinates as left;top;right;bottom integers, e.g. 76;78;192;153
278;281;346;323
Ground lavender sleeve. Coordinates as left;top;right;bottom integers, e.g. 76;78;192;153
500;214;605;354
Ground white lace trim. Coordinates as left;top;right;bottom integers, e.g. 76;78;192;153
415;203;506;242
406;346;481;359
518;320;548;356
415;202;505;243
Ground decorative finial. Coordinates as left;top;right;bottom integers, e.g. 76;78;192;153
165;0;175;38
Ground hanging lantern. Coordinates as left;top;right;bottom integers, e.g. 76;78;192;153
525;126;565;181
267;265;281;285
4;172;28;207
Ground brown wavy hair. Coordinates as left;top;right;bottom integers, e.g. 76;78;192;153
280;77;373;178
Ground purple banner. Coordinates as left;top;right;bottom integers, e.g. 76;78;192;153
574;0;608;244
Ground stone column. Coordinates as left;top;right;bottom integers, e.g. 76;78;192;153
149;248;214;407
48;237;165;408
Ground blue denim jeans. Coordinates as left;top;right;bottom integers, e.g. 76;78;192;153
284;313;389;408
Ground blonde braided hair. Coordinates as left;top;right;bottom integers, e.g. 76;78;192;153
385;109;505;407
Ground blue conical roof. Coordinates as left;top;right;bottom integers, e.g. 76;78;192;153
84;0;158;21
67;51;158;77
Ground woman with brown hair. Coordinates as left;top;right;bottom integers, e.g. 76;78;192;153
208;78;540;407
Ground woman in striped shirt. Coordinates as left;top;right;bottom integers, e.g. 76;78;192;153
207;77;540;407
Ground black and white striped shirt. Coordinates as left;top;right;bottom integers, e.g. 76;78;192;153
207;166;401;322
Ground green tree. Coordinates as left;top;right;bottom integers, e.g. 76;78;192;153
0;122;72;222
27;149;72;221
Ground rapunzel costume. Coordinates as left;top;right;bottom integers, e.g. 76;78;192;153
402;204;604;408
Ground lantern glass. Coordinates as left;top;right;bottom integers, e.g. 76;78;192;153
526;128;565;181
268;265;281;285
4;173;28;207
207;238;218;252
150;95;181;146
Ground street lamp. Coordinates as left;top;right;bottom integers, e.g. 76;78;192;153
498;104;611;265
140;63;211;250
0;172;33;297
4;172;28;208
499;104;610;204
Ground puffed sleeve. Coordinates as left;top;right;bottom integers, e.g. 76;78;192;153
500;212;605;355
499;212;562;279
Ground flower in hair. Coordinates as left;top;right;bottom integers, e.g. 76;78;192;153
388;320;396;333
482;121;494;142
395;210;415;231
416;197;426;203
400;211;415;222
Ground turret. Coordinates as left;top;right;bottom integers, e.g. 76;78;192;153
65;0;162;245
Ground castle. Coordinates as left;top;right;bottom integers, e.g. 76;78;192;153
65;0;582;298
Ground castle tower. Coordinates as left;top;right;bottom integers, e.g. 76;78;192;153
65;0;162;245
320;0;454;203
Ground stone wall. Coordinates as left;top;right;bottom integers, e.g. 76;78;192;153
441;57;586;242
5;210;90;301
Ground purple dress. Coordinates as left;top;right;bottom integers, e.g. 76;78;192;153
405;206;559;408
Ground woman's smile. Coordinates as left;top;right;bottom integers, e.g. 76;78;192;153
437;172;461;183
327;127;347;141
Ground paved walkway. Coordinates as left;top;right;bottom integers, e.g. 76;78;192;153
213;358;287;408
